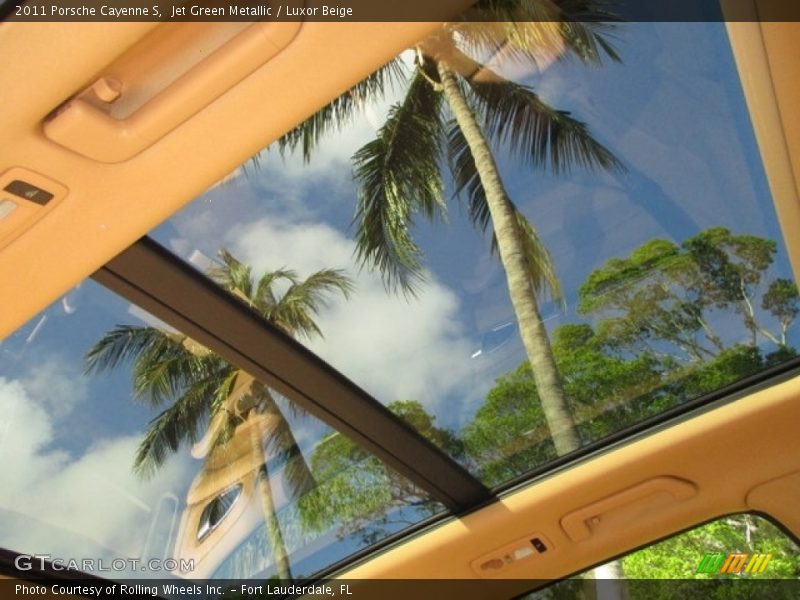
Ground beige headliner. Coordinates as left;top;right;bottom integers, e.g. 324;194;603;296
1;5;799;590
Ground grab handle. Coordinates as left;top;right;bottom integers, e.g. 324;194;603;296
44;19;302;163
561;477;697;542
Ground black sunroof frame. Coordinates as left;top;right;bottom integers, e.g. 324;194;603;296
92;236;495;514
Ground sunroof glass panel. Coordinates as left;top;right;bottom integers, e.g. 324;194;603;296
150;19;798;488
0;280;443;580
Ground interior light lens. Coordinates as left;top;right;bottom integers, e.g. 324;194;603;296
0;198;17;220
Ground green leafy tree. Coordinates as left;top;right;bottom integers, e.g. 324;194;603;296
467;226;798;471
462;362;555;485
762;278;800;346
579;227;799;362
298;400;462;544
470;229;798;481
85;250;352;581
524;516;799;598
278;0;625;458
623;515;800;598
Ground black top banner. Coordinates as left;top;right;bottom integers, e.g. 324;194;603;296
3;0;800;23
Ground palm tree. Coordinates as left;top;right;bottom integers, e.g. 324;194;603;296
85;249;353;581
278;1;624;457
278;4;627;586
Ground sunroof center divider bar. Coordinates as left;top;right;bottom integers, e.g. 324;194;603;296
93;236;494;514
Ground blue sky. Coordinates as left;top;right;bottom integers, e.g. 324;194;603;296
1;19;797;580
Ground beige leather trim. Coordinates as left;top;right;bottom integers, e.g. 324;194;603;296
726;18;800;282
747;470;800;536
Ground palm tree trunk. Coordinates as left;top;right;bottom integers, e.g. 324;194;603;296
249;424;294;581
438;61;627;593
437;61;581;456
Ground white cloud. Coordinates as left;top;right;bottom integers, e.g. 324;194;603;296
0;375;190;568
230;218;477;412
19;357;88;419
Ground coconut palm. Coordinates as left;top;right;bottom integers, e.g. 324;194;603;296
278;1;624;457
278;3;627;585
85;249;353;581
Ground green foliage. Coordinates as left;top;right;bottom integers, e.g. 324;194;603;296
673;345;762;398
210;249;353;340
462;362;556;486
464;74;624;175
454;1;621;68
762;278;800;345
552;323;664;440
578;238;683;313
465;229;798;486
297;401;457;540
462;323;666;484
623;516;800;580
352;69;447;292
276;57;407;162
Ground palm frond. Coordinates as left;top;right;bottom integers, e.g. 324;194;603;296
491;207;564;304
131;348;215;408
274;269;353;340
465;74;624;174
210;410;244;449
554;0;622;64
254;269;299;314
85;325;168;374
353;68;447;294
209;249;254;300
276;58;408;163
451;0;620;71
133;374;223;478
209;369;244;415
85;325;207;408
450;2;566;71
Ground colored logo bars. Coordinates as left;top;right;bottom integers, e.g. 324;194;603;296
696;552;773;575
